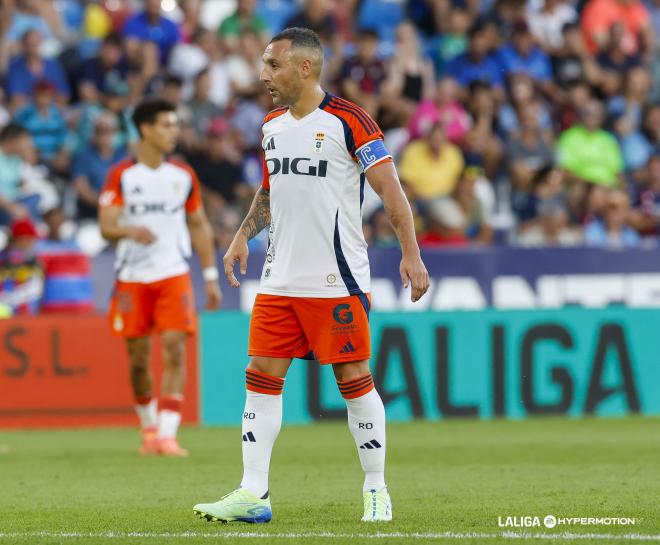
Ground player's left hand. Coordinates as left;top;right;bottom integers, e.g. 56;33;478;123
400;253;430;303
205;281;222;310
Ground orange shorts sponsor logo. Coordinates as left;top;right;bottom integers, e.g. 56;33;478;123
248;293;371;364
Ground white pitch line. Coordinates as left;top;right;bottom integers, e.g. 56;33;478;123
0;532;658;541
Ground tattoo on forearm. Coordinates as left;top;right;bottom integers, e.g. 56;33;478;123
240;188;271;240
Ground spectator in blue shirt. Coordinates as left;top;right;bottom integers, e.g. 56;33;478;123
497;22;556;95
71;113;125;220
14;80;69;171
5;30;70;110
584;190;641;248
0;124;43;225
75;33;129;104
4;0;55;46
122;0;180;66
74;80;138;156
0;124;31;224
498;21;560;102
445;20;504;97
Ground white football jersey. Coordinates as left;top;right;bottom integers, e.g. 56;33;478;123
258;93;392;298
99;159;203;283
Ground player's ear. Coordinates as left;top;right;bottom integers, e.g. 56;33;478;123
140;121;153;139
300;58;312;79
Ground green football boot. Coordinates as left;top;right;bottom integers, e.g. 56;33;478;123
361;487;392;522
193;488;272;524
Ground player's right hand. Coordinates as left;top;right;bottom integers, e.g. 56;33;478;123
128;226;156;245
400;252;430;303
223;235;249;288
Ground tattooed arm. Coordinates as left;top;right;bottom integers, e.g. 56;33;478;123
239;187;271;240
223;187;270;287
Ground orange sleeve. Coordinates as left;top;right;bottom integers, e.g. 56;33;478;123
263;107;287;125
323;98;385;160
98;161;129;208
166;159;203;213
261;108;287;190
261;154;270;190
348;111;384;152
185;167;203;213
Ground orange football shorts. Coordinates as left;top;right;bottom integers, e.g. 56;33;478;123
109;273;196;337
248;293;371;364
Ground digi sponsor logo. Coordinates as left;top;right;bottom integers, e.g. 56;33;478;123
266;157;328;178
128;202;184;215
333;303;353;324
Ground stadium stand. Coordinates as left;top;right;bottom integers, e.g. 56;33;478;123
0;0;658;313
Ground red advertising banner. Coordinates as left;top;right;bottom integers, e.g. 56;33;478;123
0;315;199;428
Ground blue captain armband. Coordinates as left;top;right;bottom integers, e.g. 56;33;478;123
356;140;391;172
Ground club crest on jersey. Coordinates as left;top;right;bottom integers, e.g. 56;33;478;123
314;132;325;153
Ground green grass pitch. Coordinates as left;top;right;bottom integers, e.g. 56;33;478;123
1;417;658;545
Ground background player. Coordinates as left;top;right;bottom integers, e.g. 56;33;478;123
99;98;221;457
193;28;429;522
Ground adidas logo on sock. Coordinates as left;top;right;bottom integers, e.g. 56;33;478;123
339;341;356;354
359;439;381;449
242;431;256;442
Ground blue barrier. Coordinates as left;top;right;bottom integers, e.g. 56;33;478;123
92;246;660;311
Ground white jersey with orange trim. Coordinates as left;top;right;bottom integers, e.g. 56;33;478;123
99;158;203;283
259;92;393;298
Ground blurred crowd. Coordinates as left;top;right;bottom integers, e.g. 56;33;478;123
1;0;660;254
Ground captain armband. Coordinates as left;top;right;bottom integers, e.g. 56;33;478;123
356;140;392;172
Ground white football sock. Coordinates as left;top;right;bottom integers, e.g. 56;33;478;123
135;398;157;430
345;388;387;492
240;390;283;498
157;395;183;439
158;409;181;439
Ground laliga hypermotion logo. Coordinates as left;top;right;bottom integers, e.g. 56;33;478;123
497;515;637;528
